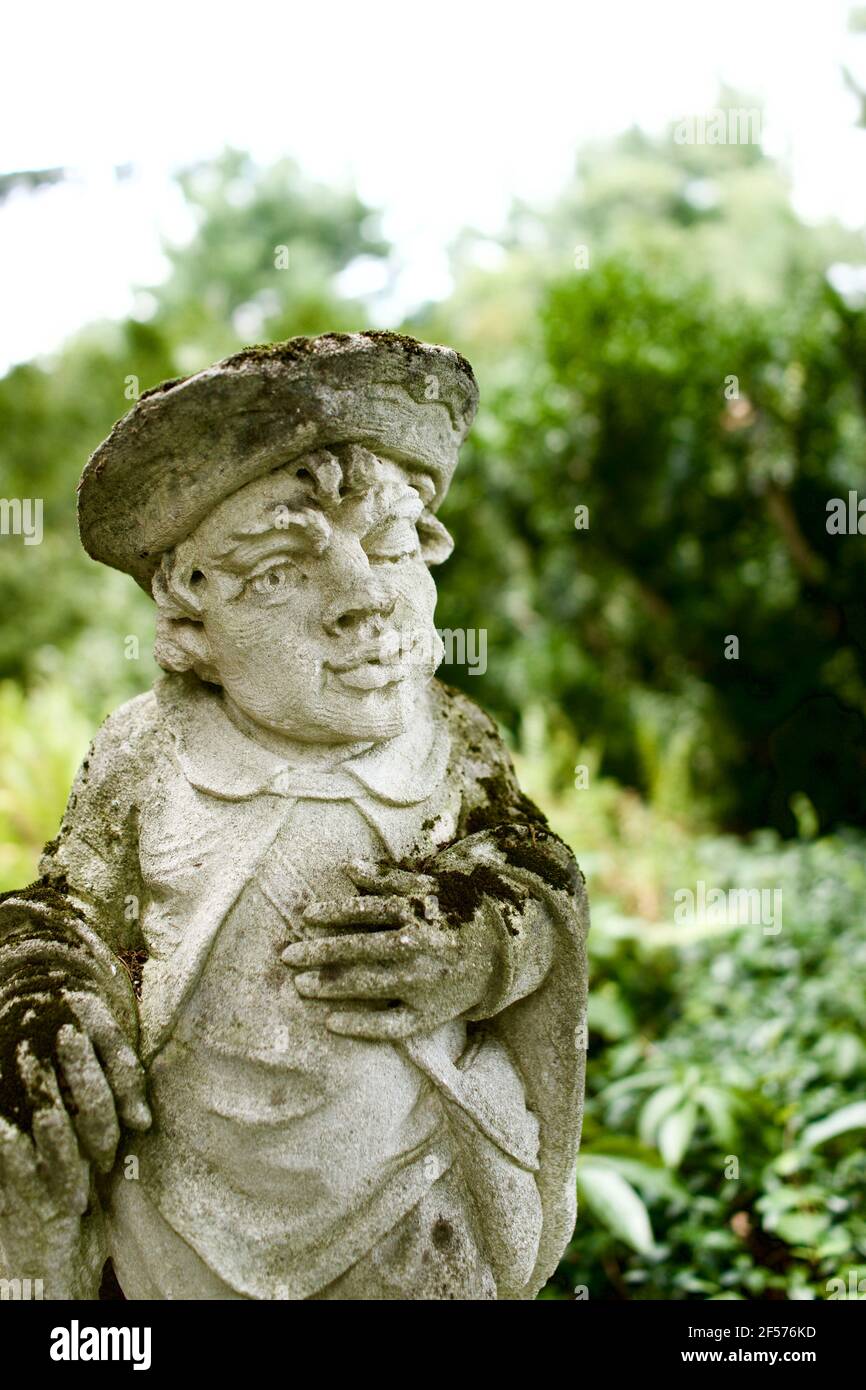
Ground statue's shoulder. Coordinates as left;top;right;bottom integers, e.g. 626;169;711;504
93;671;209;757
430;679;530;815
95;687;160;747
47;690;167;860
431;679;568;843
431;679;508;767
80;686;166;793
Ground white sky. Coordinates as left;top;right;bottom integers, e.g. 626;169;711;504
1;0;864;373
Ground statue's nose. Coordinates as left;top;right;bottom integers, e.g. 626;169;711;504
322;589;396;638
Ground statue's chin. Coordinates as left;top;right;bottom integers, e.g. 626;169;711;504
323;671;430;741
219;665;433;747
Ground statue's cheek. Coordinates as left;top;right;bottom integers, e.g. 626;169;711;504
394;563;436;615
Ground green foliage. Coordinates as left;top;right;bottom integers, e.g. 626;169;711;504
545;808;866;1299
410;108;866;834
0;680;91;889
511;732;866;1299
576;1156;665;1258
431;127;866;834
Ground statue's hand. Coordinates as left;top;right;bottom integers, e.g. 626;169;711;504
0;1107;89;1287
0;988;151;1180
281;861;500;1039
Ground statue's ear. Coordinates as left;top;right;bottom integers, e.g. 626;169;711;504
418;511;454;566
153;613;218;681
152;555;218;680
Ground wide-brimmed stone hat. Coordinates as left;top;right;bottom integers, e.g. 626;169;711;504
78;331;478;594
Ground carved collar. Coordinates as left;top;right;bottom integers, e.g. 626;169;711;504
154;672;451;807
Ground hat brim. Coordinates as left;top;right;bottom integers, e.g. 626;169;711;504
78;332;478;593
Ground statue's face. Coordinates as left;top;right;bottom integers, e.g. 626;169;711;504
176;455;442;743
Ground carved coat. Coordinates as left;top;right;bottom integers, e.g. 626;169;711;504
0;675;587;1299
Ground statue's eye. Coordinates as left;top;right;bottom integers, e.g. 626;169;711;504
247;560;297;597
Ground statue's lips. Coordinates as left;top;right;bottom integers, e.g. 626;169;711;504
326;639;408;692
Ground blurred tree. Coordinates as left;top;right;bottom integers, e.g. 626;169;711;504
0;168;65;201
149;148;390;369
421;104;866;833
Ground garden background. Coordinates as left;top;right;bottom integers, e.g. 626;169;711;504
2;33;866;1299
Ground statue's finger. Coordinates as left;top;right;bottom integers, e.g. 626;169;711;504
294;963;419;1000
0;1115;53;1219
282;927;419;970
55;1025;120;1172
67;995;151;1132
346;861;437;896
31;1103;89;1215
325;1004;422;1040
17;1046;88;1215
302;896;414;930
96;1041;152;1134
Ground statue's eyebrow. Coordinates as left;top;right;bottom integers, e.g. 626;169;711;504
212;510;331;573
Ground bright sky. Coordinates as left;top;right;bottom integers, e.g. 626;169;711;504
1;0;864;373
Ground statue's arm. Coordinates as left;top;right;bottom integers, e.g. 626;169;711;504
0;695;155;1297
0;696;152;1038
436;684;585;1021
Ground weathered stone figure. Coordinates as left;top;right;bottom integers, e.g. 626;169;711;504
0;333;587;1300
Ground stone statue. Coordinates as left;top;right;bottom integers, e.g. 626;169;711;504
0;332;587;1300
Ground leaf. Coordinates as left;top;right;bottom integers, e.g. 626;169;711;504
601;1070;673;1101
587;983;635;1041
578;1151;685;1201
658;1102;697;1168
772;1211;830;1247
638;1084;684;1147
577;1161;658;1257
695;1085;738;1145
801;1102;866;1149
758;1184;826;1216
